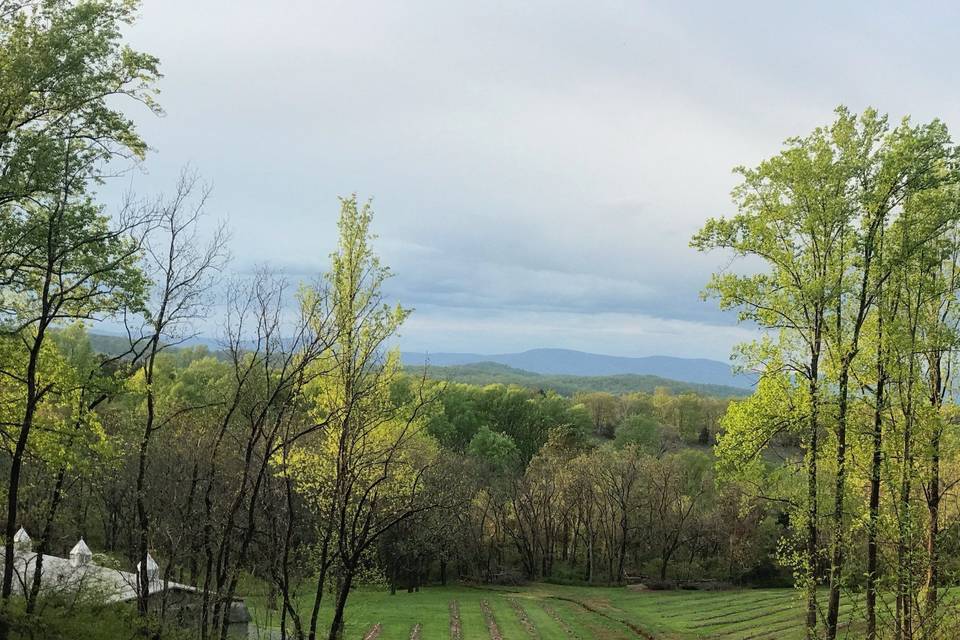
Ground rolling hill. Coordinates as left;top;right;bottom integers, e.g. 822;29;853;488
415;361;751;397
401;348;752;389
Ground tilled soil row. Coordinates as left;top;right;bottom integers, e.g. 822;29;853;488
551;596;656;640
480;599;504;640
449;600;462;640
508;597;541;638
540;601;581;638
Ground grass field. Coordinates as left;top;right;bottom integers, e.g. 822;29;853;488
248;583;868;639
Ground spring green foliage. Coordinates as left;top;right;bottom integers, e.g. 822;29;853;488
694;106;960;638
0;0;160;615
9;1;960;636
0;0;160;205
466;425;520;472
715;366;804;477
613;413;663;453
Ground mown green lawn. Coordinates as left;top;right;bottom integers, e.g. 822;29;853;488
246;583;870;639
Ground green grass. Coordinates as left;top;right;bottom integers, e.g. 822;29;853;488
246;583;872;639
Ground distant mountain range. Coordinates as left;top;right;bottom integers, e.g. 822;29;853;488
414;361;750;397
83;334;753;397
401;348;753;389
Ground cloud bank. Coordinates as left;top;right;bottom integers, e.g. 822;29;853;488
102;0;960;360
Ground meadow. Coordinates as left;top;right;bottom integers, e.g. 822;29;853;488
249;584;867;640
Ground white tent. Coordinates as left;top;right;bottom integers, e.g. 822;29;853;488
69;538;92;567
13;527;31;554
137;553;159;580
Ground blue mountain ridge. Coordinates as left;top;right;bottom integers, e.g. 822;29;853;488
400;348;752;389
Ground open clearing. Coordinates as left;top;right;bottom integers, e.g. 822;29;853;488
248;584;866;639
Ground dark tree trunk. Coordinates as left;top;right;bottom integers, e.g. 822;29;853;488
805;342;821;639
866;344;886;640
826;361;851;640
1;324;46;616
327;571;355;640
924;353;944;627
26;469;67;613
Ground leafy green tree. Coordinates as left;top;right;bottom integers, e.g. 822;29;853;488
696;107;960;639
692;111;850;634
576;391;621;437
614;413;664;454
0;195;149;609
0;0;159;205
911;219;960;628
0;0;159;619
23;323;125;614
425;383;484;450
467;426;519;474
643;450;713;581
289;196;439;640
816;110;954;639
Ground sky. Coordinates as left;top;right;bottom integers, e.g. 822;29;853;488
103;0;960;361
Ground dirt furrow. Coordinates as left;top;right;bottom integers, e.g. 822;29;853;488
540;601;581;638
481;599;504;640
550;596;656;640
508;597;541;638
449;599;462;640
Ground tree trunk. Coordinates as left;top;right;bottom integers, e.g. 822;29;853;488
896;367;916;640
805;345;821;638
136;334;163;619
135;423;153;617
327;571;355;640
617;511;628;583
307;528;333;640
26;468;67;613
924;354;943;630
1;323;46;640
825;360;851;640
585;528;594;584
279;470;303;640
866;349;886;640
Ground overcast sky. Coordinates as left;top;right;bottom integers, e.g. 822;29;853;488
104;0;960;361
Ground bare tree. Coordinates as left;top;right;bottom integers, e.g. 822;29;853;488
197;270;336;640
128;169;229;618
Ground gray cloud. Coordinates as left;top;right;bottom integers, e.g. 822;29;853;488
99;0;960;359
